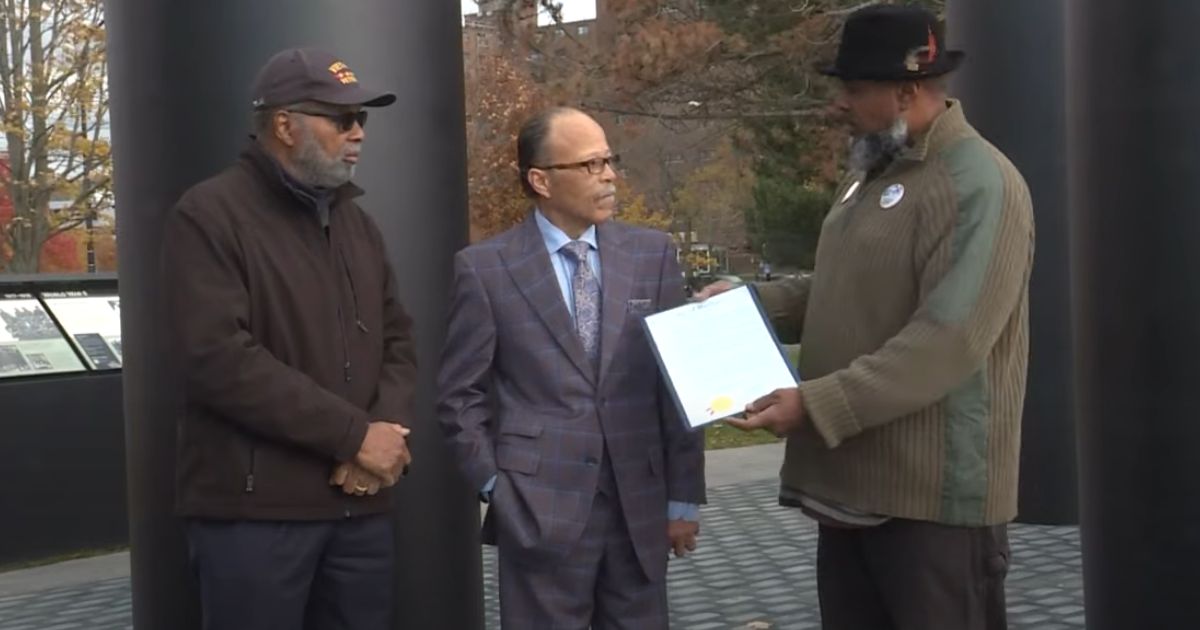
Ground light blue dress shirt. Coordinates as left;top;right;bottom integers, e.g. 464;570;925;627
535;210;602;313
482;211;698;523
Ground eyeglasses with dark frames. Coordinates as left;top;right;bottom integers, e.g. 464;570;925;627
532;154;621;175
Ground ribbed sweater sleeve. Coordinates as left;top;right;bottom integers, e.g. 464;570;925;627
800;143;1034;448
753;274;812;339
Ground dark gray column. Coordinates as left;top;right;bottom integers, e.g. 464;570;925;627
1066;1;1200;627
105;2;479;629
946;0;1077;525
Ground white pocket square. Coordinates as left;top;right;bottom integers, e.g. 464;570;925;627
627;298;653;314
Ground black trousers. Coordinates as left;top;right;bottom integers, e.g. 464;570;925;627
186;515;394;630
817;519;1010;630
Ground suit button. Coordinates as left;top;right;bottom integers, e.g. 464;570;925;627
584;457;599;466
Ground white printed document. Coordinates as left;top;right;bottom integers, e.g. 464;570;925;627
642;285;799;429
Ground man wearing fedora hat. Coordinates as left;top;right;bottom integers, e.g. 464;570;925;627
699;5;1034;629
163;48;417;629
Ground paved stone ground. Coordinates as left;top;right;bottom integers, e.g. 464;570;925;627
0;478;1084;630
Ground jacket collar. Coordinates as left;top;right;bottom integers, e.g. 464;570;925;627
241;138;365;210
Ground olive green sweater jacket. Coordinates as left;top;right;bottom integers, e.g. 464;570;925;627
757;102;1035;526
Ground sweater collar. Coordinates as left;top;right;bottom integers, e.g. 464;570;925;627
897;99;971;163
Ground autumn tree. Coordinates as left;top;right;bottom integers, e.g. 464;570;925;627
462;30;676;239
671;137;753;247
0;167;11;263
701;0;944;269
89;220;114;270
37;228;77;271
484;0;837;265
0;0;110;273
614;179;669;232
486;0;947;266
465;48;547;240
669;137;755;281
526;0;945;122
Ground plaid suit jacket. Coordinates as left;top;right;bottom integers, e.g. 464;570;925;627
436;215;706;580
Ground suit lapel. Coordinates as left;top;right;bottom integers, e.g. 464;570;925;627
501;215;596;386
596;221;634;386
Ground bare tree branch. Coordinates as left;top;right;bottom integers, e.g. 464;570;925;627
820;0;881;17
584;102;825;121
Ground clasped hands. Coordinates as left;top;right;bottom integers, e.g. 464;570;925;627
330;421;412;497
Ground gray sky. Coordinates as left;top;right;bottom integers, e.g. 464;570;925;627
460;0;596;25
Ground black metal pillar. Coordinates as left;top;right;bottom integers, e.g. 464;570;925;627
946;0;1077;525
1067;1;1200;627
105;1;479;628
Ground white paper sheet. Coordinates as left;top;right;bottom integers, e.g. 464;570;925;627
643;285;798;429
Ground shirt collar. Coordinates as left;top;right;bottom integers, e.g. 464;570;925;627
534;209;598;255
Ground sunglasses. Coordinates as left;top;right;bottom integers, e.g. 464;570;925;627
285;108;368;133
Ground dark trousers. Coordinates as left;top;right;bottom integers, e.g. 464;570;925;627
186;515;394;630
498;490;667;630
817;520;1009;630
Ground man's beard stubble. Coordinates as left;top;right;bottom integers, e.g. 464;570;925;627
293;122;357;189
847;117;909;175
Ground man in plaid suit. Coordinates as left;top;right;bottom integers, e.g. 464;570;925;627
437;107;706;629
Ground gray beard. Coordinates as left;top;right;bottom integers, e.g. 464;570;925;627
293;124;356;189
847;118;909;174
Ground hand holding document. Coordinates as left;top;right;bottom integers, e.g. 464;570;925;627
642;285;798;429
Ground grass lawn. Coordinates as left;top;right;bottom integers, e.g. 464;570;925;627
704;421;781;450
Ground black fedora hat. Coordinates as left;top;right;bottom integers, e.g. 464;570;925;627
818;4;964;81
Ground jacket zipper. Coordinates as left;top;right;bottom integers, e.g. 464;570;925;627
324;224;353;385
336;245;363;519
337;303;351;383
339;249;368;334
244;445;257;493
338;249;357;519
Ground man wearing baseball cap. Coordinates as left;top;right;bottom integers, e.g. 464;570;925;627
699;5;1034;629
163;47;415;629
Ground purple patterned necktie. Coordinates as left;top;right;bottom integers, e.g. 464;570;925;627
560;240;601;366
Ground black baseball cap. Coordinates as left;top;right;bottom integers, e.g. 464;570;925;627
250;47;396;110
